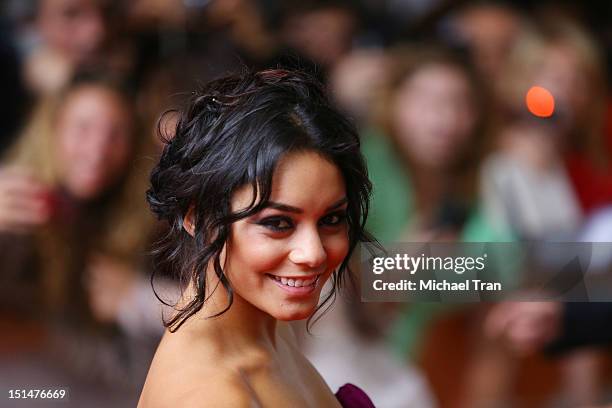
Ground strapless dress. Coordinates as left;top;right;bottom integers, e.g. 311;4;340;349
335;384;375;408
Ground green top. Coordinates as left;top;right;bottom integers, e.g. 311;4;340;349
361;128;514;358
362;128;507;242
361;128;413;243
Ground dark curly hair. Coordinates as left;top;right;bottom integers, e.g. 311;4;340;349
147;68;374;332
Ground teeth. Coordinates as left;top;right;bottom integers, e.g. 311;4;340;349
271;275;319;288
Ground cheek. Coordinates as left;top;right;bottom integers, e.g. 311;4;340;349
324;232;350;270
57;127;80;162
229;228;287;277
242;244;284;273
395;104;431;152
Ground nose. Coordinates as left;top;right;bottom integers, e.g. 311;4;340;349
289;226;327;269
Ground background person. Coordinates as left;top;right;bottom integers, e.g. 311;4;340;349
0;69;161;397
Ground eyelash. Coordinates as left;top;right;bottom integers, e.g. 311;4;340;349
257;212;347;232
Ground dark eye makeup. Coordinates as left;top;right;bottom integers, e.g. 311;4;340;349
256;210;347;233
319;211;347;227
257;216;294;232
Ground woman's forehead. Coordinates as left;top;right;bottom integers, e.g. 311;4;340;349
231;151;346;213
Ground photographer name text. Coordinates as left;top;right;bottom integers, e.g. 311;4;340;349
373;279;502;292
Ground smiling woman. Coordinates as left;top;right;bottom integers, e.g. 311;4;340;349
139;69;377;407
226;151;350;322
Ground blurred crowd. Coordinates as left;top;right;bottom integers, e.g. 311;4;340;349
0;0;611;407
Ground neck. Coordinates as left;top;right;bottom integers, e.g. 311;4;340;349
176;275;279;352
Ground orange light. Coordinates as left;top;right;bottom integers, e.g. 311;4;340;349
525;86;555;118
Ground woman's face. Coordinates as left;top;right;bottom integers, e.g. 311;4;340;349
224;151;350;321
392;64;477;171
55;85;133;199
532;43;589;127
39;0;107;64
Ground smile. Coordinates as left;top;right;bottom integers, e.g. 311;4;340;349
266;274;321;295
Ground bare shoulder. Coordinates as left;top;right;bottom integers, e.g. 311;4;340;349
139;371;257;408
138;332;266;408
175;377;258;408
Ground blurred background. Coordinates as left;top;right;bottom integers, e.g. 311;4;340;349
1;0;612;407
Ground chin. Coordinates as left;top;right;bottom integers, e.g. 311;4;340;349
273;306;316;322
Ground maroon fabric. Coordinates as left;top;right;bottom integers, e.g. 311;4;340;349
335;383;376;408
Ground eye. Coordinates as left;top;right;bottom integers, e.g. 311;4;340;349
319;211;347;227
257;216;294;232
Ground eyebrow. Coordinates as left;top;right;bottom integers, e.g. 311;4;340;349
264;197;348;214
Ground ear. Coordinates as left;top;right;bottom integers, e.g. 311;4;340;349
183;205;196;237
